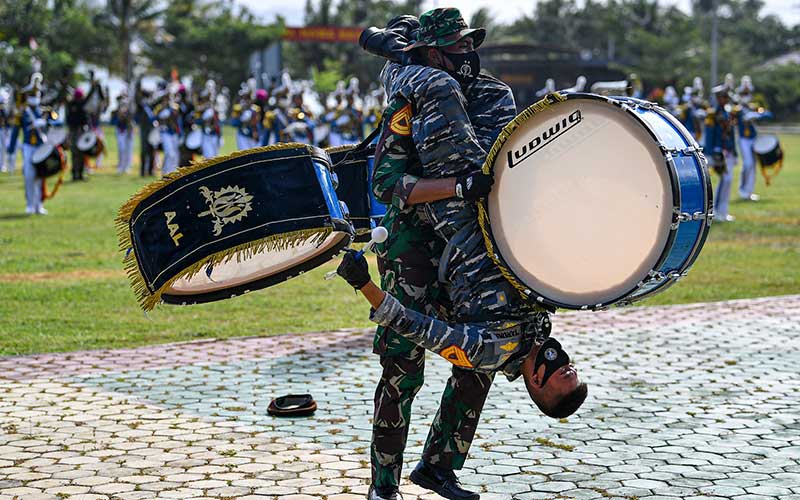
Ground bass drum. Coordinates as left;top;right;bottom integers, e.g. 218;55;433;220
479;92;712;310
117;143;354;310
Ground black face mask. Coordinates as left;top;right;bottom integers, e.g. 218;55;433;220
444;50;480;86
533;338;571;388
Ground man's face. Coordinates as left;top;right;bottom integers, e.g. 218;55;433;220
521;343;581;410
426;36;475;72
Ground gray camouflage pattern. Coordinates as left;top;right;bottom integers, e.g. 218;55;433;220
371;293;551;380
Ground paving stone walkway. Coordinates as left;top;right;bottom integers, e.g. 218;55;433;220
1;295;799;500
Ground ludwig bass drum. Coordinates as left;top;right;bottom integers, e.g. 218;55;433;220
479;92;713;310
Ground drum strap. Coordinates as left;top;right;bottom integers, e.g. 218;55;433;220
330;122;382;170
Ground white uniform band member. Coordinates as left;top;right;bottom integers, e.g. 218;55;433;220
156;93;180;175
113;94;134;174
20;77;48;215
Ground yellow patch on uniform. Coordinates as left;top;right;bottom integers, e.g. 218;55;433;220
440;345;473;368
389;103;412;136
500;341;518;352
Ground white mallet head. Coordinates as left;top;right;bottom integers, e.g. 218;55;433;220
371;226;388;244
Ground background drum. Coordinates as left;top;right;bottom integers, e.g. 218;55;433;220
327;144;387;243
117;143;354;310
148;127;163;151
32;127;67;178
752;134;783;186
480;92;712;310
77;131;105;157
184;127;203;154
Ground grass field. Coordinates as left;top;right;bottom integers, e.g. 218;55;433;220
0;126;798;355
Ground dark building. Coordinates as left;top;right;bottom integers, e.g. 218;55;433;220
480;43;627;106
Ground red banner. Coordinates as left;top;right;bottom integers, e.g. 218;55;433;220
282;26;362;44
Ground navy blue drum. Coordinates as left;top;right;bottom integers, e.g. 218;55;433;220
327;144;387;243
479;92;713;311
117;143;354;310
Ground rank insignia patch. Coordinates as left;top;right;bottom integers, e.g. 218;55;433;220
440;345;473;368
389;103;412;136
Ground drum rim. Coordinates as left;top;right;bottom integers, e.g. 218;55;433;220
478;92;700;311
620;98;713;304
161;219;353;305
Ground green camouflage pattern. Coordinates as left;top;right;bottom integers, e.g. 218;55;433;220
370;97;445;489
423;367;494;470
414;8;484;49
370;62;525;484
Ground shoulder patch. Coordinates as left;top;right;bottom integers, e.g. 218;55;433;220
389;103;412;136
440;345;473;368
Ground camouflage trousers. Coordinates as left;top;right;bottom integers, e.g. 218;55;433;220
371;258;494;488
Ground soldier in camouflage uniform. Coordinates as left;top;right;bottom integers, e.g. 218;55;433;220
360;10;588;500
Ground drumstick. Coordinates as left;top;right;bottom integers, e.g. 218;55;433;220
324;226;388;280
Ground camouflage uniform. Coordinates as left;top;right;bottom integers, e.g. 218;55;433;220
372;292;551;379
369;97;447;489
370;58;534;484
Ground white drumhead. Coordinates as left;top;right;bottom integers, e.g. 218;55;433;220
148;129;162;146
186;129;203;149
32;144;55;164
77;132;97;151
47;127;68;146
166;232;349;295
752;134;778;153
488;97;672;306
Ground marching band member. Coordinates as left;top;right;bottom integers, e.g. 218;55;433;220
677;86;704;142
66;87;92;181
111;92;134;174
280;93;314;144
20;75;50;214
134;86;157;176
198;85;222;158
155;91;181;175
84;72;107;170
235;103;260;150
333;92;364;146
0;91;10;173
176;85;195;167
705;84;738;222
662;85;680;115
5;90;22;174
735;83;772;202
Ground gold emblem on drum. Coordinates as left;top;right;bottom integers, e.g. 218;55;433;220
198;185;254;236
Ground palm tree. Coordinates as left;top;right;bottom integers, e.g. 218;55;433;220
101;0;164;81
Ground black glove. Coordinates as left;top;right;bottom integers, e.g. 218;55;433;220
337;249;371;290
455;172;494;201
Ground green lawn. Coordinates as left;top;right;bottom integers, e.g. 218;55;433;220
0;127;798;355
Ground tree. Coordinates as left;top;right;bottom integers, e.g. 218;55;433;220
0;0;116;86
98;0;164;81
144;0;282;89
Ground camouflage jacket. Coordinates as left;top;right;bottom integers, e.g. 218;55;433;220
372;97;444;268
